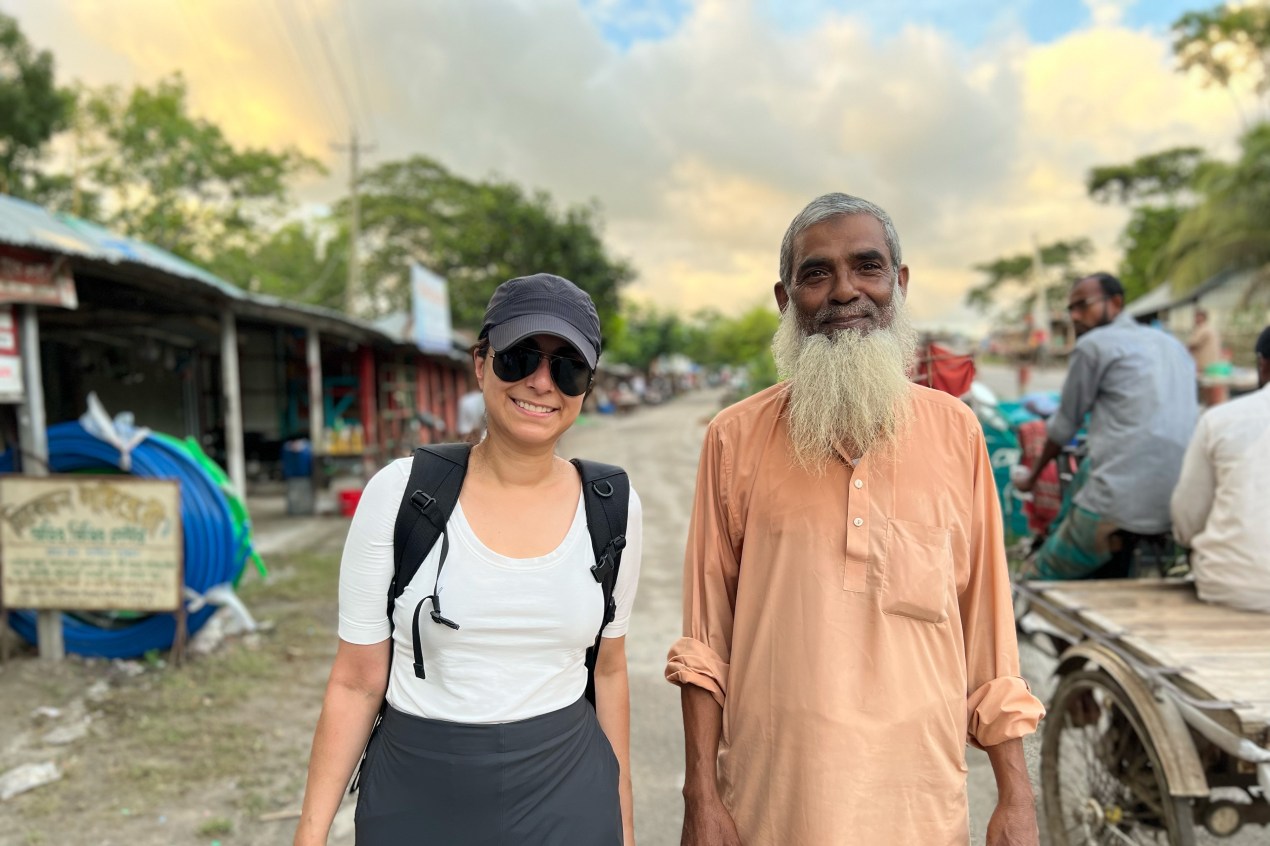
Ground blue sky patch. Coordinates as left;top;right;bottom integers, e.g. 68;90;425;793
752;1;1198;48
580;0;692;50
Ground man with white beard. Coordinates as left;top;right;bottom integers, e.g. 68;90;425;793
666;193;1044;846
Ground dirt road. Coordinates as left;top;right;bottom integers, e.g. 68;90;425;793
561;388;1043;846
0;388;1036;845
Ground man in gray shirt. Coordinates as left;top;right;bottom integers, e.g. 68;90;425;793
1016;272;1197;579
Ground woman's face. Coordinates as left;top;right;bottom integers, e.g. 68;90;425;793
476;333;589;447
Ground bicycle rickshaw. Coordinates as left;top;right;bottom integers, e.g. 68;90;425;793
1015;579;1270;844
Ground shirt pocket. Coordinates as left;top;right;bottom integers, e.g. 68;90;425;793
880;518;951;624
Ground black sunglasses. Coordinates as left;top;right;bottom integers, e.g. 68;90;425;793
492;342;594;397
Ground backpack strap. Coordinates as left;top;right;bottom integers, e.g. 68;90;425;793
393;443;471;678
349;442;470;795
571;458;630;709
392;443;471;613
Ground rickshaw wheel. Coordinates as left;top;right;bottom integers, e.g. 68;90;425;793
1042;669;1198;846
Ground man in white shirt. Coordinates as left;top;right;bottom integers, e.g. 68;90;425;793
457;387;485;443
1171;326;1270;613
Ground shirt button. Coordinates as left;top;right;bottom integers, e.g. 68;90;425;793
854;479;863;489
853;517;864;527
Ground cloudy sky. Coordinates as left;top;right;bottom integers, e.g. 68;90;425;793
2;0;1252;331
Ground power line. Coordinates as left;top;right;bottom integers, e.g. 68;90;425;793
304;0;361;135
269;0;344;132
340;2;378;142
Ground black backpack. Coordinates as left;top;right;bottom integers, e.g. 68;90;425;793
389;442;630;705
351;443;629;793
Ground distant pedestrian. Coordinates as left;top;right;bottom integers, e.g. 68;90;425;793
1187;308;1228;405
456;385;485;443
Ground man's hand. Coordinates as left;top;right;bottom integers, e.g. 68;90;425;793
681;793;742;846
985;798;1040;845
984;738;1039;846
1013;472;1036;494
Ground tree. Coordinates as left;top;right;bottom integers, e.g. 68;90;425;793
72;74;320;264
1160;121;1270;290
606;302;687;375
0;12;72;196
351;156;634;325
1173;3;1270;118
965;239;1093;319
1086;146;1206;299
212;221;348;309
682;305;780;370
702;305;782;394
1086;147;1206;205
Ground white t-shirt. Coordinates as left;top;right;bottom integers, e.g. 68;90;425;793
338;457;642;723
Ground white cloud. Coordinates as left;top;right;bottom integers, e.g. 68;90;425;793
3;0;1245;333
1083;0;1132;28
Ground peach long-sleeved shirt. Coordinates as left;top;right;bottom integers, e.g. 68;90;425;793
666;382;1043;846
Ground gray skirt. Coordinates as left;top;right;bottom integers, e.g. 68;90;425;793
354;697;622;845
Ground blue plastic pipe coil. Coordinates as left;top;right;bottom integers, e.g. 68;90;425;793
4;421;248;658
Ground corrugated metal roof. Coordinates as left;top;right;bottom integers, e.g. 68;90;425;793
245;290;390;339
371;310;472;360
0;193;247;300
0;194;408;346
1125;268;1247;318
0;195;101;257
1125;281;1175;317
55;212;248;301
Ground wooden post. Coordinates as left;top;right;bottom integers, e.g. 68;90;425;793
0;598;9;663
418;361;434;444
307;328;323;450
220;307;247;499
167;501;187;667
358;345;377;476
432;365;443;438
17;305;62;660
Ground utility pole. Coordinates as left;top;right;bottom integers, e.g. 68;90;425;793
332;128;374;315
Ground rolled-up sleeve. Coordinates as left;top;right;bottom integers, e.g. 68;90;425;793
961;425;1045;748
1047;344;1099;447
665;423;740;709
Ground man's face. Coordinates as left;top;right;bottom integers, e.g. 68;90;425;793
1067;277;1114;337
774;214;909;337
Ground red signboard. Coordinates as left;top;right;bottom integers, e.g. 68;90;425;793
0;245;78;309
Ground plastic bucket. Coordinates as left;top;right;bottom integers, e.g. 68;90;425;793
338;488;363;517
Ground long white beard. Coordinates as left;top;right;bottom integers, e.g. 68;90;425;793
771;295;919;473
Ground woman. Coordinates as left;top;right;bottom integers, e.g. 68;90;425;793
294;273;640;845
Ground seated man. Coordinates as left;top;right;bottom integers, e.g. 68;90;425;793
1170;326;1270;613
1016;273;1198;579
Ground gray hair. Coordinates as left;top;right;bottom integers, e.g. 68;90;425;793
778;193;903;291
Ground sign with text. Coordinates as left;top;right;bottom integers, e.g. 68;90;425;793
0;306;22;402
410;262;453;355
0;477;182;611
0;245;79;309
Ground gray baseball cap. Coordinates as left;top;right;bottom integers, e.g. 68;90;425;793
480;273;602;369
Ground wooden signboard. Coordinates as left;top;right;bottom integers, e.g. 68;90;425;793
0;476;182;613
